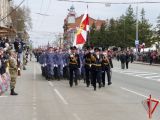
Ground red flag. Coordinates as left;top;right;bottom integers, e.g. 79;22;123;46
74;9;89;46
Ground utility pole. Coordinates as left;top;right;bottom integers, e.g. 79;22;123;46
135;3;139;60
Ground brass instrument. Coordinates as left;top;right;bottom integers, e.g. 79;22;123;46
91;54;96;62
70;53;77;64
102;53;109;63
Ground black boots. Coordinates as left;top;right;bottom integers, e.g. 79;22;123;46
108;82;112;86
10;89;18;95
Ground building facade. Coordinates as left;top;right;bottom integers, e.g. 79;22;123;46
0;0;15;37
63;5;107;48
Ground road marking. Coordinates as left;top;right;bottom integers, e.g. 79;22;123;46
135;73;158;77
33;106;37;110
32;118;37;120
33;96;36;99
120;87;148;98
33;103;37;106
33;62;36;80
113;68;160;82
54;89;68;105
155;79;160;82
73;113;81;120
33;111;37;116
0;96;8;98
145;76;160;79
48;81;54;87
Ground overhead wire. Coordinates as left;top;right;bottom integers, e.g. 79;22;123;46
33;0;44;31
37;0;52;29
57;0;160;4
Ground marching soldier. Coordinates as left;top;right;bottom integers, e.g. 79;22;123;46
108;50;113;68
101;49;112;87
39;50;47;77
63;50;69;80
84;46;92;87
9;50;18;95
57;48;64;80
46;47;54;80
54;48;63;80
91;48;103;91
53;48;59;80
68;46;80;87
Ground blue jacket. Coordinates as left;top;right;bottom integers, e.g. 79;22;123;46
46;52;55;65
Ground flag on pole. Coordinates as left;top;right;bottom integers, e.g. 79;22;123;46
73;7;89;46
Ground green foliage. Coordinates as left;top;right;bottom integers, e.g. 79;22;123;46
138;8;152;47
88;5;153;48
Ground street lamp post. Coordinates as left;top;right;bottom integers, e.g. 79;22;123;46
136;4;139;48
135;3;139;60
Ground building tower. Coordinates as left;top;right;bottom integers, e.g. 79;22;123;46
67;5;76;24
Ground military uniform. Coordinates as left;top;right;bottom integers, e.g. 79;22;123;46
56;51;64;80
9;56;18;95
84;51;92;87
39;51;47;78
46;48;55;80
91;48;102;91
53;51;59;80
101;54;112;86
68;47;80;87
63;51;69;80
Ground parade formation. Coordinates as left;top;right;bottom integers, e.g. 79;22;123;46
34;46;113;91
1;0;160;119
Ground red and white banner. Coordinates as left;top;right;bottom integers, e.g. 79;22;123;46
73;8;89;47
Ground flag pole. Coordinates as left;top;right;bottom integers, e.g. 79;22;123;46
86;5;90;46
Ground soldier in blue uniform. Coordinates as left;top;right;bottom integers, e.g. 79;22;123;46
39;50;47;78
68;46;80;87
63;50;69;80
46;47;54;80
56;49;64;80
53;48;58;80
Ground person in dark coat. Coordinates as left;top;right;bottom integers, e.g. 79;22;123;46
125;51;130;69
120;51;126;69
84;46;92;87
0;48;6;75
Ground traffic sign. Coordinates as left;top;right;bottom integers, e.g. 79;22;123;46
135;40;139;45
142;95;159;119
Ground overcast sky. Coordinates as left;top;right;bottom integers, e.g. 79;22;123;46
14;0;160;47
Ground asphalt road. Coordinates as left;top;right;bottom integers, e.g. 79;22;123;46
0;60;160;120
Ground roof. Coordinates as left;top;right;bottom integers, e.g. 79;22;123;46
65;14;106;31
